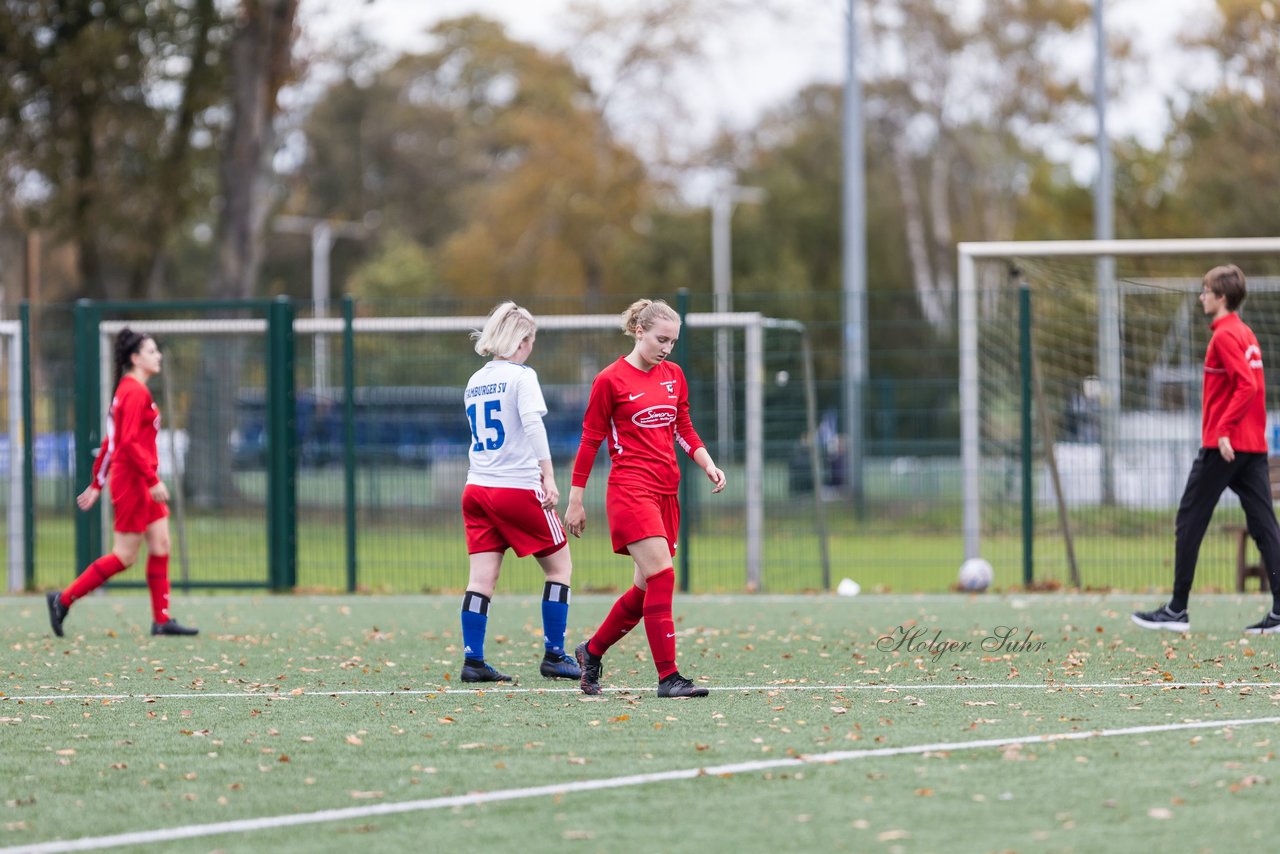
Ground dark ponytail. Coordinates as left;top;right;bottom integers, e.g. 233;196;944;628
113;327;150;390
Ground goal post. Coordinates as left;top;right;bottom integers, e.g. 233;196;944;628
958;236;1280;585
0;320;26;592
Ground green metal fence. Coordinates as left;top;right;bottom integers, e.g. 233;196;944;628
28;285;1261;596
71;298;299;591
21;293;884;595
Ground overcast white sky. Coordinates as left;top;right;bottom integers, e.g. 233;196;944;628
298;0;1219;183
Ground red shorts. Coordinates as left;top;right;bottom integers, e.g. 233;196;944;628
109;475;168;534
463;484;567;558
605;485;679;556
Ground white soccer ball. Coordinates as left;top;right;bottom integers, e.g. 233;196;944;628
836;577;860;597
958;558;994;592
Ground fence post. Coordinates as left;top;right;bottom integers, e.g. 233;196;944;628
342;295;357;593
675;288;690;592
20;303;34;589
267;297;297;591
1019;281;1034;587
73;300;102;574
744;317;764;591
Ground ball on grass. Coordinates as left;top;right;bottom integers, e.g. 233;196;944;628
836;577;860;597
957;558;994;592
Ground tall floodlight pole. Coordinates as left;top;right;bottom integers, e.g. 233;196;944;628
711;182;766;464
843;0;867;512
274;215;373;395
311;221;333;393
1094;0;1120;505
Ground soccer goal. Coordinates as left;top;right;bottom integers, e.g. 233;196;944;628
958;237;1280;589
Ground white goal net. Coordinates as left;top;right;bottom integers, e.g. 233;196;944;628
959;237;1280;588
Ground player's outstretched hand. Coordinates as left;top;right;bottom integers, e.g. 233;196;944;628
76;485;101;511
705;464;727;494
564;503;586;538
564;487;588;537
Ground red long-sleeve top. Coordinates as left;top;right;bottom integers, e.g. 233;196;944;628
571;357;705;494
91;375;162;489
1202;312;1268;453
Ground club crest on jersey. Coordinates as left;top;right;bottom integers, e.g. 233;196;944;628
632;405;677;428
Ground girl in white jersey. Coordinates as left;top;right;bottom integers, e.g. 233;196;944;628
458;302;581;683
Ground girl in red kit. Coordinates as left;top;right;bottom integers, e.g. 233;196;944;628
565;298;726;697
47;328;198;638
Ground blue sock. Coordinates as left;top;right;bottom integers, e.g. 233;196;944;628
461;590;490;663
542;581;570;655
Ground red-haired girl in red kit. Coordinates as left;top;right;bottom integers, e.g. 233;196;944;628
564;298;726;697
47;328;198;638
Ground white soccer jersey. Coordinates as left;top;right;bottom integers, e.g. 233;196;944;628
464;360;549;489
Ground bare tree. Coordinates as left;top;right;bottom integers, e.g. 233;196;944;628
141;0;224;297
863;0;1096;335
566;0;789;178
189;0;297;508
211;0;298;301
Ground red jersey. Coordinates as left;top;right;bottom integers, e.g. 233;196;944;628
92;375;162;489
1202;312;1268;452
571;357;705;495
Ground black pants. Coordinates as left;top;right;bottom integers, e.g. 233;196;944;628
1172;449;1280;609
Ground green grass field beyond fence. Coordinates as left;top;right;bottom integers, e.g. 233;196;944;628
27;511;1258;597
18;455;1267;594
3;592;1279;853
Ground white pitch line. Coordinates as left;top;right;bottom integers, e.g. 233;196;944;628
1;680;1276;703
7;714;1280;854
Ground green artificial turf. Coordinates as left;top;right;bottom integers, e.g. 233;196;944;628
3;592;1278;853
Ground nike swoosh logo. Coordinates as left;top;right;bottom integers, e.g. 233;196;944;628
666;632;676;638
629;393;644;400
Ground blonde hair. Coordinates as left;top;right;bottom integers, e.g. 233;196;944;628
621;298;680;339
472;301;536;358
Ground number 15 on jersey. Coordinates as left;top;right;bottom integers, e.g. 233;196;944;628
467;400;506;452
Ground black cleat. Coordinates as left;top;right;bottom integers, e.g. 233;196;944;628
151;619;199;636
1131;605;1189;632
460;659;512;683
575;641;602;695
540;650;581;680
657;672;709;698
46;591;68;638
1244;611;1280;635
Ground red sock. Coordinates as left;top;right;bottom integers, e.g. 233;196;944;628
146;554;171;624
62;554;127;605
642;568;677;680
587;584;646;657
